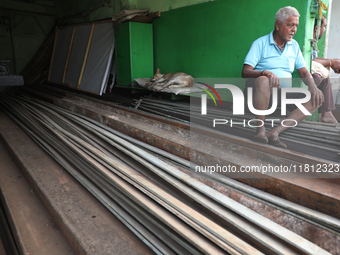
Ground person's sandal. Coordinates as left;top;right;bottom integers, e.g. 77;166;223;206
252;135;268;144
268;135;287;149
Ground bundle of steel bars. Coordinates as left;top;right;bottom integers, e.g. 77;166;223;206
0;94;336;255
132;97;340;155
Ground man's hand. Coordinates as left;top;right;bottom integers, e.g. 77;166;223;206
309;85;324;107
241;65;280;88
297;66;324;107
264;71;280;88
331;58;340;73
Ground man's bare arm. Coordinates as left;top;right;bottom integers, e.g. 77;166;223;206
313;57;340;73
241;64;262;78
241;64;280;87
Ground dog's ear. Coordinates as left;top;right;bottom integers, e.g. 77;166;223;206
157;68;160;74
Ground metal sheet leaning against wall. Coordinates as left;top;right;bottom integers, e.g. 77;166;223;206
64;24;92;89
48;20;114;95
79;22;115;95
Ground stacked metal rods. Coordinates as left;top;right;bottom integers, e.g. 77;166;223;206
0;94;334;255
132;97;340;154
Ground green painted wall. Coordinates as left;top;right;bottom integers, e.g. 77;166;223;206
54;0;329;80
116;22;154;85
55;0;330;81
152;0;316;79
2;0;328;85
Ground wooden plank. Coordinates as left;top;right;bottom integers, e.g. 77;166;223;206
62;25;76;84
77;24;95;89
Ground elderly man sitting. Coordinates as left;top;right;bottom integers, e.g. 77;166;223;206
242;6;324;149
311;15;339;124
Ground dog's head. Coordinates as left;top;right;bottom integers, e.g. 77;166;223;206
151;68;163;81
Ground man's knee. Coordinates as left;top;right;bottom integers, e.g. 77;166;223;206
315;77;332;99
312;73;322;86
254;76;270;92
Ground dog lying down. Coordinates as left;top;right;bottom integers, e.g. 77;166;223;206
146;69;195;91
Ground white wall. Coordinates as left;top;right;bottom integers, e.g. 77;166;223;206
328;0;340;104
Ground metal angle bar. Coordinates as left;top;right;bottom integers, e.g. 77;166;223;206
92;138;301;254
87;171;200;255
0;99;175;255
181;163;340;234
134;161;331;255
9;101;227;255
133;101;193;114
137;97;340;134
2;105;197;255
48;145;181;255
19;97;255;253
278;134;340;153
181;110;340;152
27;104;117;157
53;125;251;255
132;104;191;121
67;115;328;255
209;175;340;235
32;101;340;233
121;146;340;242
31;99;195;170
23;96;340;200
46;141;178;254
83;152;239;254
7;96;340;177
28;135;170;255
74;156;227;254
69;129;290;253
5;96;334;254
148;105;340;140
29;138;167;255
137;105;190;123
32;95;340;175
29;97;326;253
137;97;193;108
75;103;338;179
280;133;340;149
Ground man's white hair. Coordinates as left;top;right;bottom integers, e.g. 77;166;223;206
275;6;300;24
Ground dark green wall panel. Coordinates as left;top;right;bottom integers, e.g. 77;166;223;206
116;22;154;85
152;0;311;79
130;22;154;81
